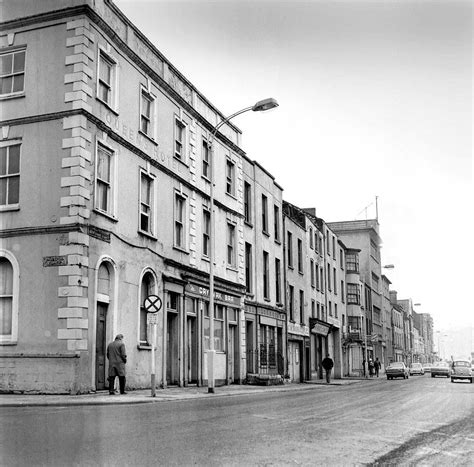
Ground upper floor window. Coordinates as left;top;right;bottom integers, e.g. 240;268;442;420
0;142;20;208
244;182;252;224
346;252;359;272
275;258;281;303
262;194;268;234
327;263;331;290
0;253;19;344
326;234;330;255
140;88;155;138
226;159;235;196
0;49;25;97
332;236;336;258
202;208;210;257
95;142;114;216
370;240;379;262
202;139;210;179
274;205;280;242
289;285;294;321
263;251;270;300
310;259;315;287
174;193;187;249
174;118;187;161
299;290;304;324
333;267;337;294
340;248;344;269
347;283;360;304
139;171;154;235
227;223;236;266
97;49;117;109
287;231;293;268
245;242;252;293
297;238;303;274
309;228;314;249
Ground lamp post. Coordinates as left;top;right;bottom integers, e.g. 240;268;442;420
207;98;278;393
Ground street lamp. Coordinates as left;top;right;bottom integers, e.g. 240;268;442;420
207;97;278;394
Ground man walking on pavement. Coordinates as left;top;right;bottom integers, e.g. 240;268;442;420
374;358;381;377
107;334;127;395
322;354;334;383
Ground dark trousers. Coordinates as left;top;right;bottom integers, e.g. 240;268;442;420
325;369;332;383
108;376;126;394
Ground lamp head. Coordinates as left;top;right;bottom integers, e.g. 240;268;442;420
252;98;279;112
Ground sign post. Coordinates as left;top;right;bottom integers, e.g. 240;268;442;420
144;294;162;397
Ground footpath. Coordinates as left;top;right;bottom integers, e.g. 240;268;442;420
0;377;383;408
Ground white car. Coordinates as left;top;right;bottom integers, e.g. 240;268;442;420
409;363;425;376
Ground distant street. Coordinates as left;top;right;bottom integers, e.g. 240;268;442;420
2;376;473;466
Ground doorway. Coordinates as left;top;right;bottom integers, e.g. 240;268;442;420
246;320;254;374
289;341;301;382
186;316;198;384
167;312;179;385
228;324;238;383
95;303;108;390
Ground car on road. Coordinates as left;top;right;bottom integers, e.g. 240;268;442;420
409;363;425;376
450;360;473;383
386;362;409;380
422;364;432;373
431;361;450;378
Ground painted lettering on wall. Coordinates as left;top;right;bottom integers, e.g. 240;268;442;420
43;256;67;267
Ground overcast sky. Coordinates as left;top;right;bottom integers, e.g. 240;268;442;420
114;0;472;333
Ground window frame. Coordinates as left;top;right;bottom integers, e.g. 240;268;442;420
0;140;21;211
139;86;156;140
263;250;270;300
261;194;269;234
174;192;187;251
202;207;210;258
0;251;19;345
226;222;236;267
174;116;187;162
225;158;235;196
0;47;26;99
245;242;253;293
138;269;157;347
97;47;118;111
138;169;155;237
202;138;210;180
275;258;281;304
297;238;303;274
273;204;280;242
94;140;116;218
244;181;252;224
287;231;293;268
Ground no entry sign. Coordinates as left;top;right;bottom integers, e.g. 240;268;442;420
144;294;162;314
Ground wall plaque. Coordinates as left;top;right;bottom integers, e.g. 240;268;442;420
43;256;67;267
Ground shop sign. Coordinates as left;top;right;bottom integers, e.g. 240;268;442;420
310;321;331;336
43;256;67;267
257;308;285;322
288;322;309;337
185;284;239;306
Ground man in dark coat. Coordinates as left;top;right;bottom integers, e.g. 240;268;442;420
107;334;127;395
321;354;334;383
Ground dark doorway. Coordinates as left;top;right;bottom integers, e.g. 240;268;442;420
186;316;198;384
95;303;107;390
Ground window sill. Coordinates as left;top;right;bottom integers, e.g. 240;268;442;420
244;221;253;228
138;230;158;241
262;230;270;238
274;239;281;245
174;155;189;167
97;97;119;115
138;130;158;146
137;344;152;350
225;191;237;200
202;175;211;184
288;265;294;270
0;92;25;101
298;270;304;276
226;265;238;273
276;302;283;308
202;255;210;262
173;245;189;254
0;204;20;212
93;208;118;222
263;297;271;302
0;340;18;345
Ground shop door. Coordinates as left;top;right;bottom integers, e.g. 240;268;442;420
289;342;301;383
246;321;254;374
186;316;198;384
95;303;107;390
166;312;179;385
228;325;238;383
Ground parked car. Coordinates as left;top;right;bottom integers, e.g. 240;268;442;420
431;361;450;378
409;363;425;376
451;360;473;383
422;364;432;373
386;362;409;380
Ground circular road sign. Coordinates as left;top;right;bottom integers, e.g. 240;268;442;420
144;294;162;314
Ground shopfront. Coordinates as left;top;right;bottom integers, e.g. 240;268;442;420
309;318;332;380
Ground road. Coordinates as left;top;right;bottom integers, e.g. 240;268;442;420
1;375;472;466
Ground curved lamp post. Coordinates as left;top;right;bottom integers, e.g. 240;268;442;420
207;97;278;393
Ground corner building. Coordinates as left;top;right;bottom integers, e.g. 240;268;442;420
0;0;247;392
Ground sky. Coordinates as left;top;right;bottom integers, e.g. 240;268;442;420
114;0;472;334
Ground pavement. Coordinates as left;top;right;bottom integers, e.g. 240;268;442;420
0;377;381;407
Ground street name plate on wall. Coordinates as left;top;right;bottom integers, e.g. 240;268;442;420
87;225;111;243
43;256;67;267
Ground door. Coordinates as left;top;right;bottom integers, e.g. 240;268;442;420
228;325;238;383
186;316;198;384
95;303;107;390
289;342;301;383
246;320;254;374
167;312;179;385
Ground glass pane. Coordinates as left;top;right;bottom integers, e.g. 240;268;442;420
141;175;151;204
203;317;210;350
0;259;13;294
97;147;110;182
8;145;20;174
0;54;12;75
12;74;24;93
1;77;13;94
13;51;25;73
140;308;147;342
214;320;223;351
0;179;7;205
97;263;110;294
0;147;6;175
99;83;109;103
142;95;151;117
140;212;150;232
141;116;149;134
99;56;111;83
8;176;19;204
0;297;13;335
96;181;108;211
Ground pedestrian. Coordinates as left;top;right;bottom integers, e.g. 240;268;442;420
368;358;374;377
362;359;366;377
107;334;127;395
321;354;334;383
374;358;381;377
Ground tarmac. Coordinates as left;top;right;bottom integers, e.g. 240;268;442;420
0;377;377;408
